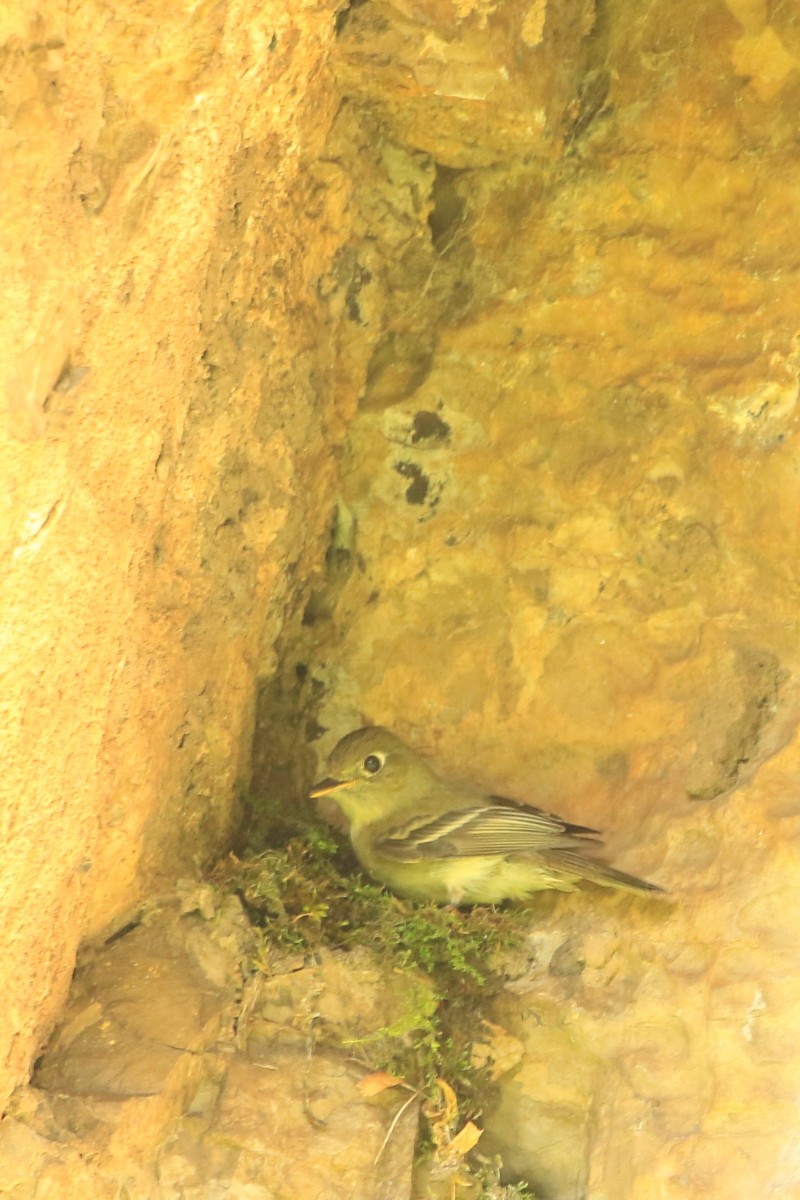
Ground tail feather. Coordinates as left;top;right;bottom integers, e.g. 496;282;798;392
541;849;665;894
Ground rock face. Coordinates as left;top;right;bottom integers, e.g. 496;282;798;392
480;735;800;1199
0;0;350;1114
314;1;800;809
301;0;800;1196
0;892;419;1200
3;0;800;1196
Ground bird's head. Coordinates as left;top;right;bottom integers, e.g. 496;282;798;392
309;726;436;826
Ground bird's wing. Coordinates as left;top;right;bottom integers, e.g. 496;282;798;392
375;798;603;862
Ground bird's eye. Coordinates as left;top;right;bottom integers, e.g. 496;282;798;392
363;754;383;775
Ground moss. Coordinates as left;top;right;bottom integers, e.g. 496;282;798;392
213;827;532;1146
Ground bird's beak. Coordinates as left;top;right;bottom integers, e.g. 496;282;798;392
309;776;357;799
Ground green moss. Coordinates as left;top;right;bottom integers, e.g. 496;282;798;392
214;827;529;1116
214;827;546;1197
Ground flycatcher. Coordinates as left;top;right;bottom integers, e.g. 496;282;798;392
310;727;664;905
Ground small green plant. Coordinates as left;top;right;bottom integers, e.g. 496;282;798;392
217;828;518;982
482;1181;538;1200
214;826;534;1182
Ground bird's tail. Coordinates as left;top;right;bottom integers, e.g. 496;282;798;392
542;849;665;894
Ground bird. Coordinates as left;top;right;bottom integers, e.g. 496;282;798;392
309;726;665;905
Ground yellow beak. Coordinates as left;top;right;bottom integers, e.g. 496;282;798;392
309;776;357;799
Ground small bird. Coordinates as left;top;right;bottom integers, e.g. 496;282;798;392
310;727;664;905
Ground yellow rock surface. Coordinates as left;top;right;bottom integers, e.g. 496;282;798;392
3;0;800;1194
